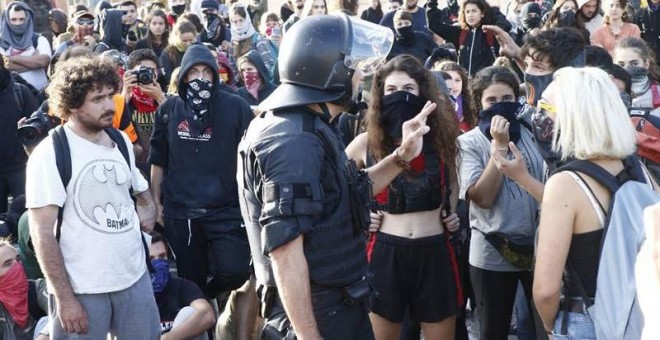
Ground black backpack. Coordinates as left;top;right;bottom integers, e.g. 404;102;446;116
51;126;153;271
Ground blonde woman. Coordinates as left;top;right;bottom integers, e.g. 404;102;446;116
533;67;659;338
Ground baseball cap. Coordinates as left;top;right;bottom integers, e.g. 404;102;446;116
201;0;219;11
72;10;95;21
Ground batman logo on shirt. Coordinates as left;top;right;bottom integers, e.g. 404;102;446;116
72;160;135;234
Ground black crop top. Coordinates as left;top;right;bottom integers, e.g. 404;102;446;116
563;229;604;298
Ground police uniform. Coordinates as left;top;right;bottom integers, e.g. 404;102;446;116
238;106;374;339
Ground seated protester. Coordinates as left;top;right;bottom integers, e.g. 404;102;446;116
160;19;197;89
52;11;97;66
388;10;437;62
120;0;148;51
180;12;205;36
227;3;275;75
122;49;168;173
0;1;52;92
135;9;170;59
236;50;276;107
198;0;231;49
149;232;215;339
95;8;130;54
511;2;543;46
0;239;48;339
614;37;660;117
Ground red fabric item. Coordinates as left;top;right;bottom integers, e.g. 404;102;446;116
0;262;29;328
443;233;464;308
243;71;261;100
374;153;434;204
366;232;377;263
131;87;158;113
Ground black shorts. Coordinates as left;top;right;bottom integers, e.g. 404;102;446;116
369;232;458;323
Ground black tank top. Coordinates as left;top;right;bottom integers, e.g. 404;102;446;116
563;229;604;298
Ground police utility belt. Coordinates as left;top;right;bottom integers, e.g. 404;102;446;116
256;274;374;318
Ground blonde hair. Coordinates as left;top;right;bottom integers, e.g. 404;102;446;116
551;67;637;161
168;67;181;95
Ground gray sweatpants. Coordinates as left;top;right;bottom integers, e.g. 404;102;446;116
48;271;160;339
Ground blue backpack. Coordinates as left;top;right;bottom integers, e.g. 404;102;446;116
558;156;659;339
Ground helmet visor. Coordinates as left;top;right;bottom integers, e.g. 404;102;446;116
344;16;393;76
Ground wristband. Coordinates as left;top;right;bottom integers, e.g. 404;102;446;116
392;147;411;170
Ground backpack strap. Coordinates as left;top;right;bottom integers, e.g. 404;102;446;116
103;127;154;272
564;171;606;226
32;33;39;49
485;31;497;60
556;160;621;193
13;84;24;115
52;127;71;242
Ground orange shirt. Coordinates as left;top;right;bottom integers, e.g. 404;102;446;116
591;23;641;56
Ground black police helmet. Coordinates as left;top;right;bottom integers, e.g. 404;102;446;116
259;14;355;111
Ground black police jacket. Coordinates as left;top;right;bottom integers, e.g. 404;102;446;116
237;107;369;288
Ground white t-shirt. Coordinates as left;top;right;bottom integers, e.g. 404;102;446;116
0;35;51;90
26;125;149;294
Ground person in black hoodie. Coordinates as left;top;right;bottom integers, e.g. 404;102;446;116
149;43;253;299
95;9;129;54
236;50;276;107
0;57;38;214
388;10;437;62
427;0;512;76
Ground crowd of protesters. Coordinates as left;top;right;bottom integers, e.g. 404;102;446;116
0;0;658;339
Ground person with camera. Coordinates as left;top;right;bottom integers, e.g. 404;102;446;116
120;1;147;52
121;48;167;175
26;55;160;339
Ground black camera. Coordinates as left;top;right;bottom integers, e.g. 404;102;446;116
126;30;137;42
17;110;61;146
132;66;154;85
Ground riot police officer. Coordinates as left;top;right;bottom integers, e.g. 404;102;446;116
237;13;435;339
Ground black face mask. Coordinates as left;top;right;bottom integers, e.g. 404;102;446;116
524;72;553;106
558;10;577;27
204;14;220;37
395;25;415;44
522;16;541;30
477;101;522;143
380;91;427;139
171;4;185;15
531;106;562;170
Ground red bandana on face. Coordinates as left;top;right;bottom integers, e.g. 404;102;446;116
0;261;29;328
243;71;261;100
131;87;158;112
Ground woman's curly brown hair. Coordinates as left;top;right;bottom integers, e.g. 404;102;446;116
47;55;120;120
367;55;460;179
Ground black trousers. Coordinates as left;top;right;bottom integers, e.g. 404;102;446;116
0;168;25;214
470;265;534;340
164;216;251;298
262;288;375;340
